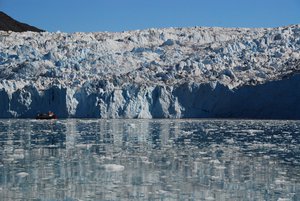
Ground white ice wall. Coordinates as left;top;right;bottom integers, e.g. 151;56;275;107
0;25;299;118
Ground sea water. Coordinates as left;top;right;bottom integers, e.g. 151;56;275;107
0;119;299;201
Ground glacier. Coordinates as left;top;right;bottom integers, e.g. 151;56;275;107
0;25;300;119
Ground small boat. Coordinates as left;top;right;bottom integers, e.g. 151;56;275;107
36;111;57;120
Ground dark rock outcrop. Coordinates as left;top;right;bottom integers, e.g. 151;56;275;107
0;11;44;32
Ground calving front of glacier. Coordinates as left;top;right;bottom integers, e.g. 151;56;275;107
1;74;300;119
0;25;300;118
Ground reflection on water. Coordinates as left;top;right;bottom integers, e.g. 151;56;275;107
0;119;299;201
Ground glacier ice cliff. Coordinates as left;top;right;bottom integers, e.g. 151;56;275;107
0;25;300;119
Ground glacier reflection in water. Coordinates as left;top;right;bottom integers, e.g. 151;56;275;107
0;119;299;201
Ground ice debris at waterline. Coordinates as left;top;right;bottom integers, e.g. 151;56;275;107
0;25;300;118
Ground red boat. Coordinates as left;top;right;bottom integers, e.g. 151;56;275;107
36;111;57;120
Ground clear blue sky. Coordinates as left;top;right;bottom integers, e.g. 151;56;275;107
1;0;299;32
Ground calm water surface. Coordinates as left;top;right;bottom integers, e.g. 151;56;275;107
0;119;299;201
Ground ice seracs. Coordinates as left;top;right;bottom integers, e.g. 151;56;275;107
0;25;300;118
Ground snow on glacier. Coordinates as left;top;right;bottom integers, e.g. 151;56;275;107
0;25;300;118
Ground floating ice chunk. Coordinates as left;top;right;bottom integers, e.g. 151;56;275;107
128;123;136;129
17;172;29;177
182;130;193;135
226;138;235;144
210;159;221;164
101;164;125;172
215;165;226;170
275;178;286;185
277;198;290;201
140;156;151;164
12;149;25;159
12;153;24;159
